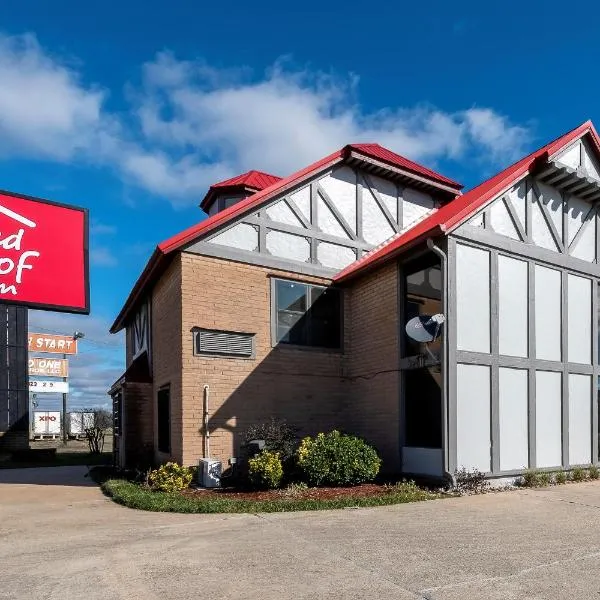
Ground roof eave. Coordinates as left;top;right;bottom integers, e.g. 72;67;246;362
109;247;164;333
335;224;446;285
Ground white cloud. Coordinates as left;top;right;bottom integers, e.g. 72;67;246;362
90;246;117;267
0;33;110;161
0;34;532;206
28;311;123;410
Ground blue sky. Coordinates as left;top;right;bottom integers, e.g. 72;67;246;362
3;0;599;408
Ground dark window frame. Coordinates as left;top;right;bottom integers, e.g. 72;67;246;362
157;385;171;454
270;277;343;351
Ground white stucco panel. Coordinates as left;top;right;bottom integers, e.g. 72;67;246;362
466;212;484;227
531;197;559;252
289;186;311;222
568;374;592;465
535;265;562;361
403;188;434;229
316;242;356;270
567;274;592;364
265;230;310;262
582;139;600;180
570;215;596;262
456;363;491;473
567;195;593;246
362;187;395;245
317;193;349;239
368;173;398;222
507;180;527;230
456;244;490;353
499;367;529;471
535;370;563;468
537;182;563;242
319;167;357;234
489;198;519;240
265;200;304;228
209;223;258;252
555;141;581;170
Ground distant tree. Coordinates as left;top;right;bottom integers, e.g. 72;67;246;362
82;408;112;454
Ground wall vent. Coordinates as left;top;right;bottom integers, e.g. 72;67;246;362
194;328;255;358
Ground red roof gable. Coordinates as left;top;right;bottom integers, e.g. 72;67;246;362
200;170;282;211
111;144;462;333
334;120;600;283
347;143;463;190
211;170;282;190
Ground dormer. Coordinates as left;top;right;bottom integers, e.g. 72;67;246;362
200;170;282;216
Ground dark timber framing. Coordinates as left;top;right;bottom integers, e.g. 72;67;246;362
186;165;440;277
447;173;600;476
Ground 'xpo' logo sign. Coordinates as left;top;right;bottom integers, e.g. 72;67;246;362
0;191;89;314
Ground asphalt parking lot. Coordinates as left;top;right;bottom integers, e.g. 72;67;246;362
1;466;600;599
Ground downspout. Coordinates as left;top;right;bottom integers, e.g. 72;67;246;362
426;238;454;486
203;385;210;459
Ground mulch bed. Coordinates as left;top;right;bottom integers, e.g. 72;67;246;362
182;483;391;502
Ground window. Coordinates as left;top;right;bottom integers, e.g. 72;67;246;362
157;386;170;453
273;279;341;349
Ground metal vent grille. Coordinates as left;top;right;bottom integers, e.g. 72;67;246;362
195;329;254;358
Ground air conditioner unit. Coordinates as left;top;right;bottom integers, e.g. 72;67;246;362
199;458;222;488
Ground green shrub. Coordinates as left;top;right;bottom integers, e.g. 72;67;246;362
147;462;193;493
243;418;299;462
296;431;381;486
589;465;599;480
555;471;567;485
248;450;284;489
453;468;489;495
521;469;551;488
571;466;587;482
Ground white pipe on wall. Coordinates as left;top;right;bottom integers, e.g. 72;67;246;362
203;384;210;459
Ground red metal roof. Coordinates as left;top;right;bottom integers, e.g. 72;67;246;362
334;120;600;283
200;170;282;211
347;143;463;190
111;143;463;333
212;170;282;190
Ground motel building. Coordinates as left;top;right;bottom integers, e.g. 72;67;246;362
110;121;600;483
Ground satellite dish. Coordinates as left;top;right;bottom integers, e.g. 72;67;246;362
405;314;445;343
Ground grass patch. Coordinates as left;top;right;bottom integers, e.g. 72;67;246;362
101;479;441;514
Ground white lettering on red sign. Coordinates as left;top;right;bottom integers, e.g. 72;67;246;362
0;225;40;296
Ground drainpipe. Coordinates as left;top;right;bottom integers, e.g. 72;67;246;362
426;238;454;486
203;385;210;459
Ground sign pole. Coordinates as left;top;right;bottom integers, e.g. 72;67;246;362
61;352;67;445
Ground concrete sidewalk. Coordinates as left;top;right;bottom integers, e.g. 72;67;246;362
2;467;600;599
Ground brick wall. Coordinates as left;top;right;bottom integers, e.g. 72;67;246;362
345;262;401;471
151;256;184;464
179;253;349;467
123;382;154;467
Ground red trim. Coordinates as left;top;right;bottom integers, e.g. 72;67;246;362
345;143;463;190
200;170;282;211
111;142;465;332
335;120;598;283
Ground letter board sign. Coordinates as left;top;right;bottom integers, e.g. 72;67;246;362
0;190;89;313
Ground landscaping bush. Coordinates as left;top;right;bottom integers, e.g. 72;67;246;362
248;450;284;489
453;468;489;495
296;431;381;486
555;470;567;485
147;462;193;493
571;466;587;482
589;465;599;480
243;418;299;462
521;469;552;488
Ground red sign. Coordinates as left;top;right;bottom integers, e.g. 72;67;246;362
0;190;89;313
